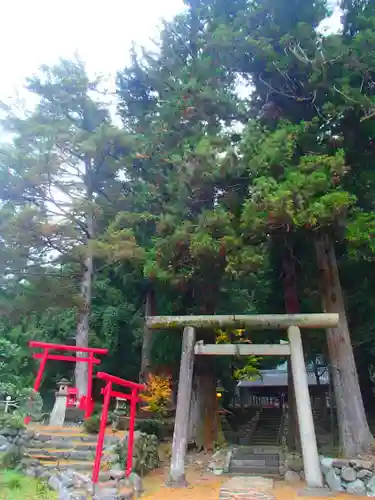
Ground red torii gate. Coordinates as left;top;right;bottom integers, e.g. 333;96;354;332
92;372;144;483
27;341;108;423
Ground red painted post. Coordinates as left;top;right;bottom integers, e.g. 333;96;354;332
92;381;112;484
86;352;94;419
126;387;138;477
33;348;49;392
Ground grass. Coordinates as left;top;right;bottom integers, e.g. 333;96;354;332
0;470;57;500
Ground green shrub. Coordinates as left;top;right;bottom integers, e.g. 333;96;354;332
83;414;101;434
83;411;115;434
0;413;25;430
0;446;23;468
135;419;164;440
117;432;159;476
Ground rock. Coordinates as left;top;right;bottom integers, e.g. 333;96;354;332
0;427;18;437
0;443;11;452
99;472;112;482
118;488;134;500
286;454;304;473
0;435;9;446
350;459;373;470
110;463;123;471
126;472;143;496
212;468;224;475
109;470;125;480
60;472;75;488
49;475;64;491
59;489;86;500
320;457;333;475
356;469;372;479
25;467;38;478
341;466;356;482
366;475;375;496
332;459;349;469
325;468;342;492
93;487;119;499
346;479;366;495
285;470;301;484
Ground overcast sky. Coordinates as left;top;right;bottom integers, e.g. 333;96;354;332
0;0;342;106
0;0;184;103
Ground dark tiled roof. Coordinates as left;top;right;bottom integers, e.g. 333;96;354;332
237;369;329;388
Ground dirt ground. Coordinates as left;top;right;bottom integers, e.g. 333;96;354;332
143;472;367;500
142;449;367;500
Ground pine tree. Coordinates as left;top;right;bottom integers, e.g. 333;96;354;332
0;58;140;395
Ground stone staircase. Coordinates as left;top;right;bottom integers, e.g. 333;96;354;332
249;408;282;446
228;446;281;476
23;425;120;474
227;408;283;476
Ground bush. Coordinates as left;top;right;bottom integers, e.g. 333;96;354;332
0;446;23;468
83;412;115;434
83;414;101;434
135;419;164;440
117;432;159;476
0;413;25;431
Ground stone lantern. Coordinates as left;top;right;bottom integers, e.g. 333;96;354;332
49;378;71;426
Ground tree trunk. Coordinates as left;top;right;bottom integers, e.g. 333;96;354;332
139;289;155;384
188;357;218;451
314;232;372;456
75;247;93;396
75;159;94;397
281;236;300;452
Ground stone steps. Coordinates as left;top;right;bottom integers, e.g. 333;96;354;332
228;447;281;477
25;449;95;461
21;425;136;499
24;426;121;474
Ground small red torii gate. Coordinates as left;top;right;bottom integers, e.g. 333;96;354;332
92;372;144;483
27;341;108;423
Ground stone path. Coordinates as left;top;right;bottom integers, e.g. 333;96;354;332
219;476;276;500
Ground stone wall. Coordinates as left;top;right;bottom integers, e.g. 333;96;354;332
0;427;32;453
284;452;375;496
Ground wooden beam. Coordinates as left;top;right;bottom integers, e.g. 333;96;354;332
194;343;291;356
147;313;339;330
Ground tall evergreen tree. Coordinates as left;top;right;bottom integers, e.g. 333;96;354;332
0;58;140;395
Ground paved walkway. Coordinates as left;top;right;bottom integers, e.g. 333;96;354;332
219;477;276;500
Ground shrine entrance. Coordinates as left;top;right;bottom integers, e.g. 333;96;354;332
146;313;339;489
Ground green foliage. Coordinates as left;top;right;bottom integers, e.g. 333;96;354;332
0;414;25;431
83;414;101;434
0;470;54;499
0;446;24;468
135;419;165;440
117;433;159;476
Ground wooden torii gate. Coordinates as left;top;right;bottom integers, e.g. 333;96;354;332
146;313;339;489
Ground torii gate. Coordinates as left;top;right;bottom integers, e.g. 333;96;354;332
146;313;339;490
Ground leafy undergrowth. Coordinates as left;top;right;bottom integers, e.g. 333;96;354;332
0;470;56;500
